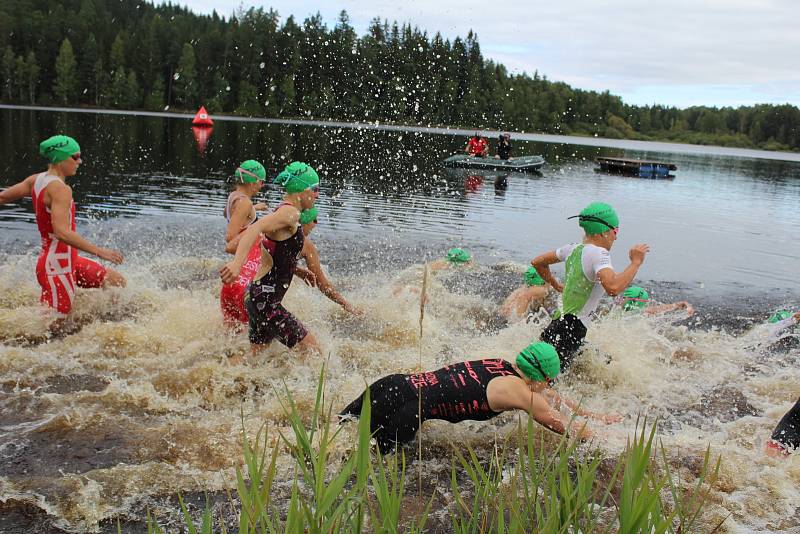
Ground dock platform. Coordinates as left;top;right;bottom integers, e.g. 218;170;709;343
596;157;677;177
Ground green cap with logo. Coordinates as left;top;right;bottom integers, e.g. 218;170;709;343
524;266;545;286
515;342;560;382
235;160;266;184
273;161;320;193
39;135;80;164
571;202;619;235
622;286;650;311
446;248;471;264
767;310;792;324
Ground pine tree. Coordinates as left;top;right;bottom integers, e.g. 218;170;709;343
144;74;165;110
1;46;14;101
173;42;198;108
236;80;260;115
110;67;127;107
25;51;39;103
125;70;141;108
54;38;78;103
80;34;100;104
14;55;26;101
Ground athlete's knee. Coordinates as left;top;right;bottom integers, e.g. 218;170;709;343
104;268;126;288
298;332;322;354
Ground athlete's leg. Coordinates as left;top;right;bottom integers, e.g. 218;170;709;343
767;398;800;456
296;331;322;356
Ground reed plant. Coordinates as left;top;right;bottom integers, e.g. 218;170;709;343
146;374;723;533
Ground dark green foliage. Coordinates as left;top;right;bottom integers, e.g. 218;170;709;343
0;0;797;150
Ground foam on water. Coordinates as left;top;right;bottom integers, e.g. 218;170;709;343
1;248;798;532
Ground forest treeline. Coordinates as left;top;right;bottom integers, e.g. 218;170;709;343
1;0;798;151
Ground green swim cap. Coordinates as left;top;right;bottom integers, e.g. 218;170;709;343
524;267;545;286
273;161;319;193
446;248;471;264
768;310;792;323
515;342;560;382
39;135;80;164
570;202;619;235
622;286;650;311
299;206;318;225
235;160;266;183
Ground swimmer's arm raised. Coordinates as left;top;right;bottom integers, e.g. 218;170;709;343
531;251;564;292
0;175;35;205
597;244;649;296
50;183;123;264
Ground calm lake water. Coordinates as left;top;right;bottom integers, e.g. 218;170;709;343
1;107;800;533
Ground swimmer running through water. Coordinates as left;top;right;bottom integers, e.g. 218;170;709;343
220;160;269;326
531;202;649;368
339;342;622;453
618;285;694;316
0;135;125;331
220;161;321;358
499;266;555;321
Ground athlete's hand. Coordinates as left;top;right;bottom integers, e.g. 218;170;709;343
97;247;124;264
345;303;364;317
679;301;695;316
220;261;241;284
596;413;624;424
295;268;317;287
629;244;650;265
253;202;268;211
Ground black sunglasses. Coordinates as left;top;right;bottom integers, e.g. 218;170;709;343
567;214;616;232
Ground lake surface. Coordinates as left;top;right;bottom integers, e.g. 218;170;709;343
1;107;799;533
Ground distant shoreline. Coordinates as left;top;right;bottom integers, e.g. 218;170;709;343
3;103;800;163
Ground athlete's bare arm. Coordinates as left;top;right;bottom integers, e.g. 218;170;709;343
302;238;362;315
531;251;564;292
0;175;35;204
487;376;592;439
220;207;298;283
224;196;254;252
48;182;123;264
541;388;623;423
596;244;649;296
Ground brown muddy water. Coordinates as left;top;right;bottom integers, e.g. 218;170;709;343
1;108;800;532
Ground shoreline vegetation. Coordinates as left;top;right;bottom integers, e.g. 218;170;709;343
142;375;724;533
1;1;798;153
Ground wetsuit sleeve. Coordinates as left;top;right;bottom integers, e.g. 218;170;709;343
555;243;577;262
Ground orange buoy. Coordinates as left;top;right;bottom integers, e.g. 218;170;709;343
192;106;214;126
192;125;213;154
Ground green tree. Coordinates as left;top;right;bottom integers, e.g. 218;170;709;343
54;38;78;103
125;70;141;108
109;67;127;107
173;42;198;108
144;74;165;110
25;51;39;103
80;34;100;104
110;34;126;73
236;80;260;115
1;46;14;101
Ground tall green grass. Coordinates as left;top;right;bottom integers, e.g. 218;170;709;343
146;372;723;533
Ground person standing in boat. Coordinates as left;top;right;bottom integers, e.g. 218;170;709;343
220;160;270;327
0;135;125;331
530;202;649;369
465;133;489;158
495;133;513;160
220;162;322;360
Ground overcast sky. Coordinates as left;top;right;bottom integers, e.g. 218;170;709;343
178;0;800;109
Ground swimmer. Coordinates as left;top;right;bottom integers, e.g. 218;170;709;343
499;266;555;321
618;285;694;317
763;310;800;345
0;135;125;330
220;161;321;359
428;247;474;271
766;397;800;457
220;160;268;326
339;342;622;453
296;207;363;316
531;202;649;368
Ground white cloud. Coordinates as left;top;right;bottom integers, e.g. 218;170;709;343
177;0;800;107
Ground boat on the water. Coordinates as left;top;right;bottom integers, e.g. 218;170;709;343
443;154;545;172
596;156;677;178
